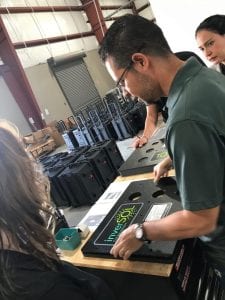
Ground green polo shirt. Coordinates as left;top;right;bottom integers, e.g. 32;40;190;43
166;57;225;267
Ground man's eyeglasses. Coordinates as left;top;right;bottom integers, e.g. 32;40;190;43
115;44;145;88
116;61;133;88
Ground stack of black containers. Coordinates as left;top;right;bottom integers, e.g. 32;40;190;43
39;140;124;208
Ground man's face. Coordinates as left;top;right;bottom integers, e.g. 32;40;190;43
105;56;162;104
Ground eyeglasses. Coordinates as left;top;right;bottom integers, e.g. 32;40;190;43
116;61;133;88
115;44;145;88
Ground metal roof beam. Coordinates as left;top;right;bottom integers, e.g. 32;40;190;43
0;4;134;14
137;3;151;14
0;6;84;14
13;31;94;49
81;0;107;44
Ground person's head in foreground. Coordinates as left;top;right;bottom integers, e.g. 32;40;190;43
0;120;57;298
0;120;114;300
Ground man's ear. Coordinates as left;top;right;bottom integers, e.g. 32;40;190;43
131;53;149;70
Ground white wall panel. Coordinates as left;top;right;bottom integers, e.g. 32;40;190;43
103;8;132;20
0;76;31;135
2;12;90;43
135;0;149;9
149;0;225;66
1;0;28;5
1;0;82;5
2;14;43;42
139;5;154;20
99;0;125;5
25;63;73;124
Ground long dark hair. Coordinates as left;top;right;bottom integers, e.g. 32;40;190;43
0;121;60;299
195;14;225;36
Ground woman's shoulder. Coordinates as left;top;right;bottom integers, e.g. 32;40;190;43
1;251;114;300
57;261;115;299
42;261;115;300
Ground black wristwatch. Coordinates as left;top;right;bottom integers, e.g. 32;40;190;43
134;223;150;242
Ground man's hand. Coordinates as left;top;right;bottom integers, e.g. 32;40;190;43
132;135;149;148
154;156;172;182
110;224;143;260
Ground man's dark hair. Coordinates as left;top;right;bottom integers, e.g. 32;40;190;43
195;14;225;36
99;14;172;68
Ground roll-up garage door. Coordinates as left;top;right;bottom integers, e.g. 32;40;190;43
48;53;102;113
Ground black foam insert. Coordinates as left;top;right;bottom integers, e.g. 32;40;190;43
119;139;167;176
82;177;183;263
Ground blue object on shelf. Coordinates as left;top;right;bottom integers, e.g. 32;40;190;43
55;228;81;250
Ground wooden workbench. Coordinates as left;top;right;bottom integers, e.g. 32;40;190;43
62;232;173;277
62;170;176;276
61;170;189;300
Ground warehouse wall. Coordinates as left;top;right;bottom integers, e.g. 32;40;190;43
24;49;115;123
24;63;73;124
0;1;152;133
0;76;31;135
4;0;222;133
84;49;115;98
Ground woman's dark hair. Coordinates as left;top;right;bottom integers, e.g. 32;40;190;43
0;121;59;299
195;14;225;36
175;51;206;66
99;14;172;68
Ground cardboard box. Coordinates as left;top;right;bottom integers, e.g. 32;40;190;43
42;126;65;147
33;130;45;143
23;134;35;145
24;128;57;158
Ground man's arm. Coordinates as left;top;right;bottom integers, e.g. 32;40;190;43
132;105;158;148
143;206;219;240
110;206;220;260
154;156;172;182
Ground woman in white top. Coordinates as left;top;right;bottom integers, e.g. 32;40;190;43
195;14;225;75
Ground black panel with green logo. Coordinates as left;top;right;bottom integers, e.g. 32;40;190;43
82;177;183;263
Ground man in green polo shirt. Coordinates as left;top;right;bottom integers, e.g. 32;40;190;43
99;14;225;287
